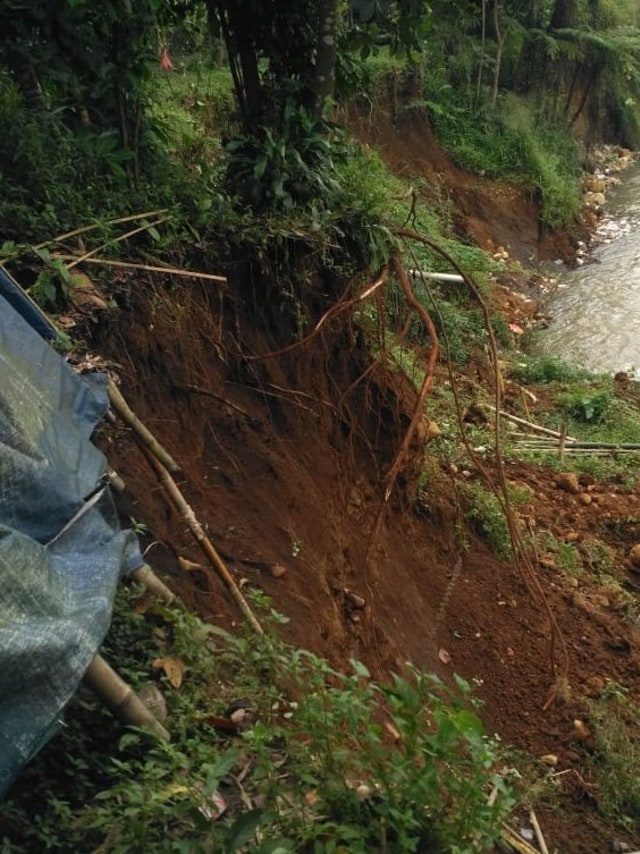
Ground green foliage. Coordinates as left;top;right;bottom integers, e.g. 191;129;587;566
532;530;582;576
555;388;612;424
226;105;340;214
427;91;582;227
0;589;515;853
507;354;591;385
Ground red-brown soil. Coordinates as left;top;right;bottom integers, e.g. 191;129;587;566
89;115;640;853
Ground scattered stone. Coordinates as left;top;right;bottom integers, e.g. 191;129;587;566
584;675;606;697
571;719;591;741
344;589;365;609
584;175;606;193
269;562;287;578
556;472;580;494
540;753;559;766
592;594;610;609
628;543;640;569
565;531;580;542
539;554;556;570
578;493;592;506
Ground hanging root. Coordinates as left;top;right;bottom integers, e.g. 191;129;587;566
394;228;570;707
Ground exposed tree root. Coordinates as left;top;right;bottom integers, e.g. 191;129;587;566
395;227;570;707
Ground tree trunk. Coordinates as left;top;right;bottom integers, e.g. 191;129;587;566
550;0;577;29
309;0;339;119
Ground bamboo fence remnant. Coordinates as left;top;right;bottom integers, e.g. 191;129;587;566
83;654;170;740
140;447;264;636
480;403;578;442
107;380;180;474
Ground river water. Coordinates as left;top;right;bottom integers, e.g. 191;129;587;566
536;160;640;377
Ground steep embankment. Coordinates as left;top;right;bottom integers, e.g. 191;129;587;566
91;116;640;853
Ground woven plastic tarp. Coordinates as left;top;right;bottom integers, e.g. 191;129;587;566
0;286;142;798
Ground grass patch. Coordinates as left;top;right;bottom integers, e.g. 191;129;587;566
588;694;640;831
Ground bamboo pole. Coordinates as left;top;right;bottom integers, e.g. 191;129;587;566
481;403;578;441
65;216;169;270
52;254;227;284
131;563;175;604
32;210;170;252
529;808;549;854
141;448;264;635
83;654;170;740
107;381;181;474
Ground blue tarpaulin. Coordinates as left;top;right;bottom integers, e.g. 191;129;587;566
0;269;142;797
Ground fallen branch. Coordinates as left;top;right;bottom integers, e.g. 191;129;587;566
141;447;264;635
108;380;181;474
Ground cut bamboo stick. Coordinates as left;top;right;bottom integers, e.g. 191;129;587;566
481;403;578;441
141;447;264;636
131;563;175;604
83;654;170;740
529;807;549;854
52;254;227;283
108;381;180;473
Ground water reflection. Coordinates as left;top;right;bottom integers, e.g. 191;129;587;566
537;161;640;377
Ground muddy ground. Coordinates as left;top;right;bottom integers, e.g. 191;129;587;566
88;112;640;852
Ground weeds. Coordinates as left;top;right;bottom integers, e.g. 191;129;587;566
532;530;582;577
588;693;640;830
0;587;515;853
463;482;513;560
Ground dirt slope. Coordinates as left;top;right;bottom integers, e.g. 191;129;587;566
90;117;640;852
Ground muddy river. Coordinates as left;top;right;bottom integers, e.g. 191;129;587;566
536;160;640;377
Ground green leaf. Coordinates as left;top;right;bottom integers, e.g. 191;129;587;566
224;809;264;849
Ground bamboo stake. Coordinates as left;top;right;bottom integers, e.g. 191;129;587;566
499;824;543;854
131;563;175;604
481;403;578;441
141;448;264;635
52;254;227;283
558;420;567;460
107;381;181;474
32;210;170;252
83;653;170;740
65;216;169;270
528;808;549;854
